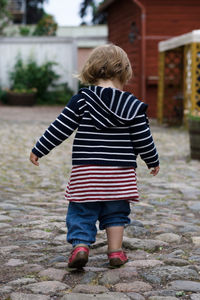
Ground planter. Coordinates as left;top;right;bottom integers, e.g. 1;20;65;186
7;91;36;106
188;118;200;160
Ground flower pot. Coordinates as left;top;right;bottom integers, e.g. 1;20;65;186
7;91;36;106
188;118;200;160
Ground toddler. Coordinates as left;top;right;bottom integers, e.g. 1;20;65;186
30;44;159;269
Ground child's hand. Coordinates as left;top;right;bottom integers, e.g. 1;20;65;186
150;166;159;176
30;152;39;166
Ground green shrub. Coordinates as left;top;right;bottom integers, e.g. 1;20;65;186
0;87;7;103
8;56;74;105
33;14;57;36
9;57;60;98
19;26;31;36
37;83;74;105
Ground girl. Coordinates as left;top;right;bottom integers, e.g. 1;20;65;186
30;44;159;269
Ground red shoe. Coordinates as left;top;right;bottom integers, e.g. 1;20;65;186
68;244;89;269
108;249;128;267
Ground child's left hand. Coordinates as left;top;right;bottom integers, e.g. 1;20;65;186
150;166;160;176
30;152;39;166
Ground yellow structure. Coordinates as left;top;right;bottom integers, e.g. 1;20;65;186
158;30;200;124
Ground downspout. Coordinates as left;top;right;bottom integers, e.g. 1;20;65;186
132;0;146;100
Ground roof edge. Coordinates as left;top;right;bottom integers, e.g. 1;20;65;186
159;30;200;52
98;0;116;12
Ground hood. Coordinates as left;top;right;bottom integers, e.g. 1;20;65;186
79;86;148;130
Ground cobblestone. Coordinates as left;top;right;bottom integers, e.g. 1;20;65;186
1;106;200;299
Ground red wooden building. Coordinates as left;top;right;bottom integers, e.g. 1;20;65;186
99;0;200;117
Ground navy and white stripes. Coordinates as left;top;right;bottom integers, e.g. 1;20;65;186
32;86;159;168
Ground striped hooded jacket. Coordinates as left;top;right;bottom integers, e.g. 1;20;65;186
32;86;159;168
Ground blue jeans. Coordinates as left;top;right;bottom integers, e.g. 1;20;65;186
66;200;131;247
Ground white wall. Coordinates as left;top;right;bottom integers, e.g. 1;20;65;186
4;25;108;48
0;37;78;92
4;24;108;48
57;25;108;47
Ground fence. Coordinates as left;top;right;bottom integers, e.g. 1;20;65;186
0;37;78;92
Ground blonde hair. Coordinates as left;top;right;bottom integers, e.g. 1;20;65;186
78;44;133;85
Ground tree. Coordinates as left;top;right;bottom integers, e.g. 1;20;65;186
79;0;107;25
26;0;48;24
33;14;57;36
0;0;11;35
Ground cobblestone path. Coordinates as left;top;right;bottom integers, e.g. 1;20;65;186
0;106;200;300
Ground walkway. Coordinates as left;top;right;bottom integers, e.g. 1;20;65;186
0;106;200;300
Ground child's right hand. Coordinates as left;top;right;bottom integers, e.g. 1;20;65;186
150;166;160;176
30;152;39;166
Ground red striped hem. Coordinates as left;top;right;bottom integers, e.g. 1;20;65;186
67;191;138;197
65;165;139;203
65;196;139;203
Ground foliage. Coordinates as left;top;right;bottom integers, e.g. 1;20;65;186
78;81;88;90
37;83;74;105
8;86;37;94
8;57;74;105
9;57;60;99
19;26;31;36
79;0;107;25
0;86;7;103
188;110;200;121
26;0;47;24
0;0;11;35
33;14;57;36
